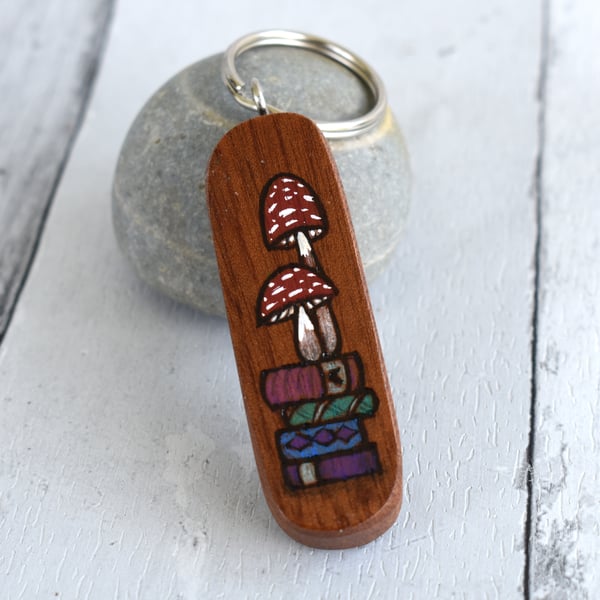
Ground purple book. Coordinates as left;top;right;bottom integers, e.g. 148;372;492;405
282;443;381;489
261;352;363;408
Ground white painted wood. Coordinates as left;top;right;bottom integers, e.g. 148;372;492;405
0;0;113;337
531;1;600;597
0;0;544;598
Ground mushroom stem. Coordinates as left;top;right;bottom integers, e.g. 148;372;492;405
315;305;340;356
296;230;339;356
295;304;321;362
296;230;317;269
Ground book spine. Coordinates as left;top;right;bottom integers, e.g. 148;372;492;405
261;352;363;407
282;444;381;489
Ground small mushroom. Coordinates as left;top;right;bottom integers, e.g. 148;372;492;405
261;174;339;355
258;265;337;362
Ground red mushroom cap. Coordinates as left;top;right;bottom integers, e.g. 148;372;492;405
261;174;327;248
257;265;337;324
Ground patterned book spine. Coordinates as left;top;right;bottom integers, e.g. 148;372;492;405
285;389;378;426
277;418;364;460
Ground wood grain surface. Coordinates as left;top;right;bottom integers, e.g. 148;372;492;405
529;0;600;596
206;113;402;548
0;0;114;340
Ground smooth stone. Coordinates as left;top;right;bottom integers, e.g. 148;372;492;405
112;48;411;315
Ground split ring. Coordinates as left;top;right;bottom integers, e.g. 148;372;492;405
222;30;388;139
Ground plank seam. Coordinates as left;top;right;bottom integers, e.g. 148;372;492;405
0;0;117;345
524;0;550;598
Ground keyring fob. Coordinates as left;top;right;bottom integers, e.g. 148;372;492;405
206;112;402;548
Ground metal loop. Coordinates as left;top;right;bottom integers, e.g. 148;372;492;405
250;78;268;115
222;30;387;139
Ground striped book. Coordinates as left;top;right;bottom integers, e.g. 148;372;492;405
261;352;363;407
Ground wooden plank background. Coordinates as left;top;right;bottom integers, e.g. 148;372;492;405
0;0;114;339
530;1;600;597
1;0;598;598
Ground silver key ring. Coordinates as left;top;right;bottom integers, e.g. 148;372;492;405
222;30;388;139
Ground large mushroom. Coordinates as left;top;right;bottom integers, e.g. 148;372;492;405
258;265;337;362
261;174;339;355
261;173;327;261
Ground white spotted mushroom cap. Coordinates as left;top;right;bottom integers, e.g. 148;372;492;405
261;174;327;248
258;265;337;324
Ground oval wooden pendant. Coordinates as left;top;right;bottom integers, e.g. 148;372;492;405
206;112;402;548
